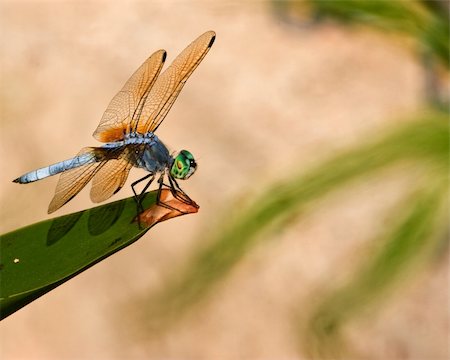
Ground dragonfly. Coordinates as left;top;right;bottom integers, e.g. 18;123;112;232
13;30;215;215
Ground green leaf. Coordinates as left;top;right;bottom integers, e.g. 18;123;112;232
0;190;198;320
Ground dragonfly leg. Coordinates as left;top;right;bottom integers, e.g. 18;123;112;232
131;173;153;198
168;175;193;205
139;174;156;197
156;174;191;214
131;173;154;215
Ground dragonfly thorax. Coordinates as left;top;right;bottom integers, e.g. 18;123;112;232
124;131;155;143
129;133;172;173
170;150;197;180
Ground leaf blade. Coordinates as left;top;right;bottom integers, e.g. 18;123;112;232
0;189;198;320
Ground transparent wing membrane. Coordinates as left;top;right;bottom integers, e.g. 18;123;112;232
90;156;133;203
47;147;125;213
136;31;215;134
93;31;215;141
48;148;104;213
93;49;166;142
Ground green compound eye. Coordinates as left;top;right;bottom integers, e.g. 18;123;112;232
170;150;197;180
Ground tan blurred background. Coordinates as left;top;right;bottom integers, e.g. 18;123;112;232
0;1;447;359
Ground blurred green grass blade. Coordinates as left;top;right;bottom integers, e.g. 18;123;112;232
302;179;448;359
0;190;196;320
307;0;449;67
312;0;429;32
143;113;448;327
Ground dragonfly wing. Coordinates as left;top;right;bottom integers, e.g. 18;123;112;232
90;156;133;203
93;49;167;143
135;31;215;134
48;148;105;213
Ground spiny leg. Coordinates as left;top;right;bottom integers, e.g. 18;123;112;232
156;174;177;211
156;174;191;214
156;173;193;214
168;175;193;205
139;174;156;200
131;173;154;216
131;173;153;198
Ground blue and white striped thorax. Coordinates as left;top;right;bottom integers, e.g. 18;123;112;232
103;131;173;174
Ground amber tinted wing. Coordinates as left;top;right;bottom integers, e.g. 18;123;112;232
90;154;133;203
93;49;167;143
134;31;215;135
48;148;104;213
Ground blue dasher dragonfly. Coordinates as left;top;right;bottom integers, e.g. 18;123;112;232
13;30;215;214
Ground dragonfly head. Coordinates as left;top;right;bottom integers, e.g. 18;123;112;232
171;150;197;180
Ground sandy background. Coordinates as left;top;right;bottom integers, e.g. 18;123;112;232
0;1;447;359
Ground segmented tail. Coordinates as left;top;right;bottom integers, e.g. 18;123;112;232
13;150;98;184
